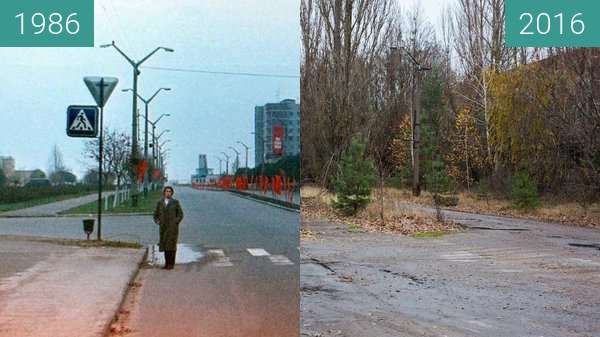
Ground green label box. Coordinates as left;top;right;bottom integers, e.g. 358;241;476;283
0;0;94;47
505;0;600;47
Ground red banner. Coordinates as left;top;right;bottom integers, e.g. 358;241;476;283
137;160;149;183
272;125;284;156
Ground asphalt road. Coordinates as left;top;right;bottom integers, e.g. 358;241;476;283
0;187;300;337
301;211;600;337
119;187;300;337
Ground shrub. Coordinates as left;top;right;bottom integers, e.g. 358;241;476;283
426;159;453;194
511;170;539;210
0;184;96;204
433;194;459;207
332;136;376;216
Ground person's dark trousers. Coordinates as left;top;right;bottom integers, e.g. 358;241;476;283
164;251;176;269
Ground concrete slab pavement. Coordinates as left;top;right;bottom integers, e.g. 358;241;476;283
301;213;600;337
0;236;146;337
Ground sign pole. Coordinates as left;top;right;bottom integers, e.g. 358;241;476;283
97;78;105;241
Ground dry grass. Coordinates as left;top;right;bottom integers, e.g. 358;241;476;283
426;190;600;228
308;184;600;228
301;184;461;235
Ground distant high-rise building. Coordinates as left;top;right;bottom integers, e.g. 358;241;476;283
191;154;213;183
197;155;208;176
0;156;15;177
254;99;300;166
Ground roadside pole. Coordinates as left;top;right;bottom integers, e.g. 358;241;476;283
84;76;119;241
97;78;104;241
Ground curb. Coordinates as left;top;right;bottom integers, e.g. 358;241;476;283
102;246;149;337
226;189;300;212
0;213;153;219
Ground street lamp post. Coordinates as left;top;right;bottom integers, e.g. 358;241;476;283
139;113;170;168
215;157;224;175
156;129;170;174
122;88;171;160
229;146;240;174
123;88;171;195
100;41;174;198
251;131;268;174
390;45;431;197
220;152;230;176
237;141;250;168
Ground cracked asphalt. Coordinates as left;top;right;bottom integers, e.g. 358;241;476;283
300;210;600;337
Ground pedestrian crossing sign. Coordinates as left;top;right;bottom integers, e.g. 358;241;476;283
66;105;99;138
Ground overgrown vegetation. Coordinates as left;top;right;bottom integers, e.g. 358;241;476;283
511;170;540;210
301;0;600;208
331;136;376;216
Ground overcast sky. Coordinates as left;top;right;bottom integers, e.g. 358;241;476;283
0;0;454;182
0;0;300;182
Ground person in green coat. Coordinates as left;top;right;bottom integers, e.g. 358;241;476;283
153;186;184;269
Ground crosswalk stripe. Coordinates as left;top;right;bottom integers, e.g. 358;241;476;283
207;249;225;257
269;255;294;265
247;248;271;257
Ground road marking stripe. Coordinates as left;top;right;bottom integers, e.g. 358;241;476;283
207;249;225;257
269;255;294;265
247;248;270;257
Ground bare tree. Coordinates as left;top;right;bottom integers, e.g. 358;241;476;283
301;0;396;187
84;129;132;189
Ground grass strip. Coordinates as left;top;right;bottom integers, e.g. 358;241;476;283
60;190;162;215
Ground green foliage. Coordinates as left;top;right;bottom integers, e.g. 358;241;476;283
511;170;539;210
332;136;376;215
50;170;77;185
425;159;453;194
432;194;459;207
420;67;455;194
0;184;95;205
0;169;6;188
30;169;46;179
241;155;300;179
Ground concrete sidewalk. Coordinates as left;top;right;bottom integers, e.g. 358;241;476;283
0;236;146;337
0;192;114;217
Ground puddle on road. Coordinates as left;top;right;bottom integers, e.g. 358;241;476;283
148;244;205;266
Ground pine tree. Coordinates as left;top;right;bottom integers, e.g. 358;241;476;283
332;136;376;215
511;170;539;210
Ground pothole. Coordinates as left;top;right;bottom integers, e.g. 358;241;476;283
568;243;600;250
470;226;529;232
301;285;338;293
380;269;426;285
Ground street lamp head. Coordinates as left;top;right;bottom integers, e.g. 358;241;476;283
122;88;133;92
163;88;172;91
161;47;175;53
99;43;113;48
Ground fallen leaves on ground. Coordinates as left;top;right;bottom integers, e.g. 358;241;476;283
301;228;317;240
301;196;461;235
